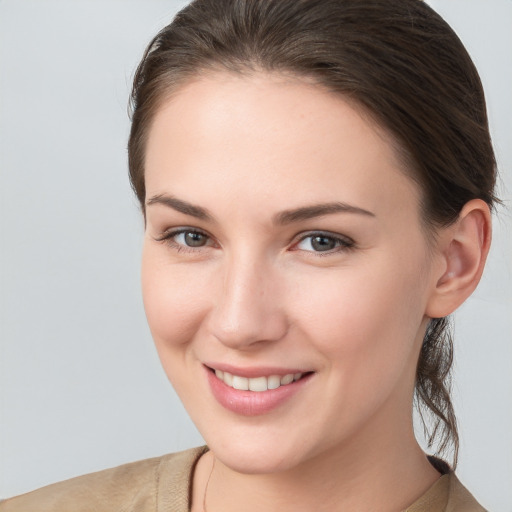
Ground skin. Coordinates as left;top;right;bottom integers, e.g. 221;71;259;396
141;72;491;512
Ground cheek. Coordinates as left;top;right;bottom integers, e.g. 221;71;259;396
291;254;429;377
289;259;430;435
141;246;211;350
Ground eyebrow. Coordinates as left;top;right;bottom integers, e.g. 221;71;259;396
146;194;375;224
146;194;214;222
273;202;375;225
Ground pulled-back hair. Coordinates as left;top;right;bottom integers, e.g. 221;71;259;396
128;0;497;467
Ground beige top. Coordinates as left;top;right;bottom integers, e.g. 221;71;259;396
0;446;486;511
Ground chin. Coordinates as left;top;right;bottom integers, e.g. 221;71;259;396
204;433;314;475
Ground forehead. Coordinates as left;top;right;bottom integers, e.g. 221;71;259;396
144;71;421;219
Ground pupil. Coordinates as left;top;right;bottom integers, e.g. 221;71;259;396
311;236;335;251
185;231;206;247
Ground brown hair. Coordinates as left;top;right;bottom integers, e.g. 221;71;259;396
128;0;497;466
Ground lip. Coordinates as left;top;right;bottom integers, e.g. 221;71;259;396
205;362;308;378
205;364;314;416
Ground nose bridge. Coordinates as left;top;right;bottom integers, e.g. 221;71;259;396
208;248;287;349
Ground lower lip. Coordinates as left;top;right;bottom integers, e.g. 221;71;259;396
206;368;312;416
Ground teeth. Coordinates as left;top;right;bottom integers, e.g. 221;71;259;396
248;376;267;392
267;375;281;390
223;372;233;386
214;370;303;392
232;375;249;390
280;374;294;385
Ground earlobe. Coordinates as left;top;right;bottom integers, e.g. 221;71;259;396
426;199;492;319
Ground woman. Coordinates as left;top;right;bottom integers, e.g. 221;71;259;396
0;0;500;510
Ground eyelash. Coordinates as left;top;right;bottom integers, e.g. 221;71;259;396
292;231;356;255
154;228;355;255
154;228;215;254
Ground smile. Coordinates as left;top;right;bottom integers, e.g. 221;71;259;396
206;365;314;415
213;369;304;392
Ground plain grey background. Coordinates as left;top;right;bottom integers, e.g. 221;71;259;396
0;1;511;510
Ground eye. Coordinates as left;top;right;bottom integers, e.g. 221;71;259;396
155;228;215;252
293;232;354;253
174;230;209;247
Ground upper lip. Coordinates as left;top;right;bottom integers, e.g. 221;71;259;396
204;363;312;378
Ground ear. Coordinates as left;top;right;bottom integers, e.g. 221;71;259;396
426;199;492;319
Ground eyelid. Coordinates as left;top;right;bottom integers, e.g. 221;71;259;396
154;226;207;241
153;226;217;251
153;227;355;255
290;230;356;254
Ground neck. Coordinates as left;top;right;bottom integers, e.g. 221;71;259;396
192;412;440;512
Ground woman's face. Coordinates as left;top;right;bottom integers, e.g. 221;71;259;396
141;72;441;474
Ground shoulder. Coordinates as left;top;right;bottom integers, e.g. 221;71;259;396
0;446;207;512
446;473;488;512
406;471;487;512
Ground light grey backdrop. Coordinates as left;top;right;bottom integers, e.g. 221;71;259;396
0;1;510;510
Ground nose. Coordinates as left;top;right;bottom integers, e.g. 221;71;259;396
207;254;288;350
